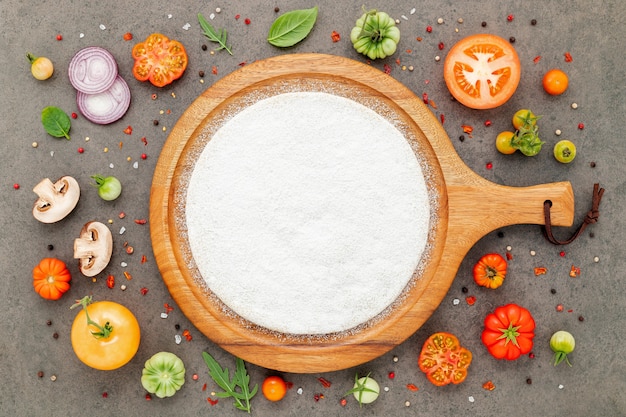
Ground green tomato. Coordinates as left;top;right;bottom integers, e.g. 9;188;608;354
141;352;186;398
553;140;577;163
92;174;122;201
550;330;575;366
351;9;400;60
347;374;379;406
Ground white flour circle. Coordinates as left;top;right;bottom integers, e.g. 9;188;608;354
185;92;431;335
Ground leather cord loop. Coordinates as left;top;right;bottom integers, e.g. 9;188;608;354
543;183;605;245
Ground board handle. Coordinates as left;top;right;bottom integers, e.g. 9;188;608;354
447;180;575;246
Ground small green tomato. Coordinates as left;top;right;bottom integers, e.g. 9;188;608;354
553;140;577;163
346;373;379;406
550;330;575;366
92;174;122;201
141;352;186;398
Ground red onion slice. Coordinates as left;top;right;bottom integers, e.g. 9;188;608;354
76;75;131;125
68;47;118;94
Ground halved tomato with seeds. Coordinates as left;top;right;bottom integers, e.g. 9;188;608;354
132;33;188;87
418;332;472;386
444;34;521;109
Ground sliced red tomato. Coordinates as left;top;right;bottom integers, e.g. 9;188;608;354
132;33;188;87
444;34;521;109
418;332;472;386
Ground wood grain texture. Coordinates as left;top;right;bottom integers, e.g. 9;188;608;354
150;53;574;373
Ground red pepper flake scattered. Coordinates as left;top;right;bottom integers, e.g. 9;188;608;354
207;397;218;406
484;119;492;127
429;99;438;109
422;93;429;104
140;287;148;295
438;42;445;50
141;137;148;146
56;34;63;41
78;147;84;154
202;383;207;391
340;398;348;407
506;252;513;260
578;123;585;130
564;52;573;62
507;14;514;22
534;267;547;276
124;271;132;280
134;219;147;225
569;265;581;278
466;295;477;305
182;329;192;341
483;381;496;391
440;114;445;124
102;392;108;398
123;126;133;135
118;141;124;149
406;383;419;392
485;162;493;170
211;65;218;75
123;32;133;41
388;371;396;379
426;25;433;33
395;58;401;66
106;274;115;289
141;254;148;264
13;183;20;190
164;303;175;314
244;18;251;25
71;112;78;119
318;377;332;388
416;36;423;42
145;393;152;400
556;304;564;312
285;381;294;390
383;64;392;74
461;124;473;136
567;309;574;313
406;49;412;54
313;393;325;402
331;31;341;42
533;56;542;64
118;211;126;219
559;251;566;257
235;14;241;20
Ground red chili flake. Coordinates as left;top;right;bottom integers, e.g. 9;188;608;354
485;162;493;170
244;18;251;25
141;137;148;146
123;126;133;135
192;373;199;381
416;36;423;42
426;25;432;33
124;271;132;280
78;147;84;154
71;112;78;119
202;383;207;391
484;119;492;127
13;183;19;190
383;64;392;75
141;153;147;160
140;287;148;295
406;383;419;392
340;398;347;407
102;392;108;398
56;34;63;41
118;141;124;149
164;303;174;314
406;49;412;54
556;304;564;312
182;329;192;341
529;352;535;359
395;58;401;66
429;99;438;109
438;42;445;50
533;56;542;64
564;52;573;62
123;32;133;41
207;397;218;406
285;381;294;390
578;123;585;130
235;14;241;20
212;65;218;75
422;93;429;104
569;265;581;278
106;274;115;289
331;31;341;42
567;309;574;313
134;219;147;225
145;393;152;400
506;252;513;260
118;211;126;219
313;393;325;402
507;14;514;21
462;124;473;135
483;381;496;391
466;295;477;305
318;377;332;388
534;267;547;276
440;114;445;124
388;371;396;379
141;255;147;264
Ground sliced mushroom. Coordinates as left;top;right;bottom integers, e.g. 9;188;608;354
32;176;80;223
73;221;113;277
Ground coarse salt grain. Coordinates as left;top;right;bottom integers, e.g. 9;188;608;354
99;24;106;30
186;92;432;335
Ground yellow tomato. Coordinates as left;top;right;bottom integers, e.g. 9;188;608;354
70;298;141;370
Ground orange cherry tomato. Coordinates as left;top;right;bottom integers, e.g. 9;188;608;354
473;253;508;289
543;68;569;95
132;33;188;87
262;375;287;401
444;34;521;109
32;257;71;300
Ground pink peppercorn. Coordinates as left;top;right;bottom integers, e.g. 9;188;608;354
426;25;432;33
507;14;514;21
141;153;147;160
484;119;492;127
388;371;396;379
244;18;251;25
486;162;493;170
13;183;20;190
56;34;63;41
438;42;445;50
578;123;585;130
71;112;78;119
78;147;84;154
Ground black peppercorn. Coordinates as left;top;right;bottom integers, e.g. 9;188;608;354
199;70;205;77
509;36;516;43
201;44;208;51
550;288;556;294
531;19;537;25
153;120;159;126
481;21;487;27
47;244;54;250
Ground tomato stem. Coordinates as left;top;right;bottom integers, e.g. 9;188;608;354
496;323;521;347
70;295;113;339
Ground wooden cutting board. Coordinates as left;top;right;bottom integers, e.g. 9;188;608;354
150;53;574;373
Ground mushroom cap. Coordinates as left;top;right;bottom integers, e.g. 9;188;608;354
33;176;80;223
73;221;113;277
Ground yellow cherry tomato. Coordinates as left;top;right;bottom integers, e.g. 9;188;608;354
496;131;517;154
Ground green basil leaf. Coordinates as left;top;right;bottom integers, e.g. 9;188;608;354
267;6;318;47
41;106;71;140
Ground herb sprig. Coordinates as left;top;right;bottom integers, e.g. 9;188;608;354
198;13;233;55
202;352;258;413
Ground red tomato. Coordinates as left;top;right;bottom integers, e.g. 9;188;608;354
418;332;472;386
132;33;188;87
444;34;521;109
482;304;535;360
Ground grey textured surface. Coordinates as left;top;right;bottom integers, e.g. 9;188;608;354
1;1;625;416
